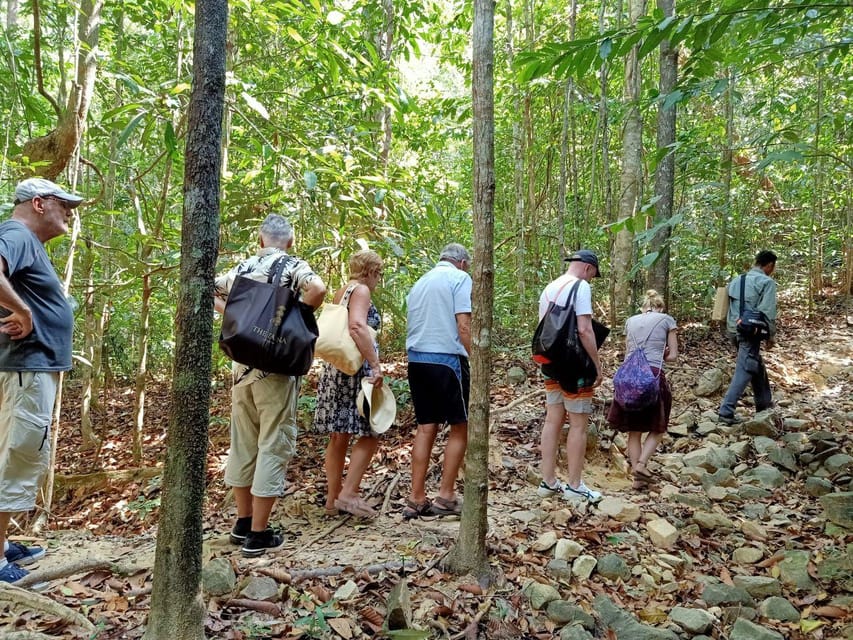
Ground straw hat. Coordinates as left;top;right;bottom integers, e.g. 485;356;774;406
357;379;396;434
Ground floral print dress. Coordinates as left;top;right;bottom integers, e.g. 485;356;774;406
313;301;380;437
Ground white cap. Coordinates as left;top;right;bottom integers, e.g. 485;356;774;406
14;178;83;207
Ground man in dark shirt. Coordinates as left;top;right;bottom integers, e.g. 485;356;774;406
0;178;82;585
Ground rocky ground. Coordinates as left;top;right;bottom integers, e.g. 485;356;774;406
0;294;850;639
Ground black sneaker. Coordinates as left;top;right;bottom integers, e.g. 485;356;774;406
229;516;252;545
717;414;744;425
241;528;285;557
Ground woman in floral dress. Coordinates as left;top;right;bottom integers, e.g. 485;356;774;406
314;250;384;517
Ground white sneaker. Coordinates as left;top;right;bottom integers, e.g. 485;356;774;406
536;480;565;497
563;481;603;503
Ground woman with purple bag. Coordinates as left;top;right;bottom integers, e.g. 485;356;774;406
607;290;678;490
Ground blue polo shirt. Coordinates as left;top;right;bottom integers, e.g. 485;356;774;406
405;261;472;357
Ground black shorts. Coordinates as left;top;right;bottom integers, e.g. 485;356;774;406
408;357;470;426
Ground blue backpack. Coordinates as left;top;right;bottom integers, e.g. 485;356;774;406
613;320;665;411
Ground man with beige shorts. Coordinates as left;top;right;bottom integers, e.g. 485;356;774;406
214;214;325;556
0;178;83;585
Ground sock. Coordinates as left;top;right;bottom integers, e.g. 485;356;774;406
3;541;7;552
0;559;7;570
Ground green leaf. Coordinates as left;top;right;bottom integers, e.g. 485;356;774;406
164;122;178;160
117;113;146;149
598;38;613;61
662;90;684;110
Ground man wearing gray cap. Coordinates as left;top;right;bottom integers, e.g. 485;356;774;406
536;249;605;504
0;177;82;585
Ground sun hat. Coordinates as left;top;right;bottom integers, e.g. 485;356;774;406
564;249;601;277
356;379;396;435
14;178;84;207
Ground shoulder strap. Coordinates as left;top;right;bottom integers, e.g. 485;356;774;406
628;315;668;372
340;284;359;308
546;278;576;305
739;273;747;310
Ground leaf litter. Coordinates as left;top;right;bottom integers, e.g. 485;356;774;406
3;292;851;639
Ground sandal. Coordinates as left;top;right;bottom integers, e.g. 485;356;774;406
632;478;650;491
402;498;433;520
334;497;378;519
430;495;462;516
633;465;655;482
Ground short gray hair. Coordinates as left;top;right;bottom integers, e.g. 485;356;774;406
439;243;470;263
259;214;293;247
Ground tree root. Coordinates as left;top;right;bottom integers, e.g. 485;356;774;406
450;594;494;640
0;582;95;632
0;631;64;640
54;467;161;488
381;472;401;515
222;598;281;616
15;558;147;588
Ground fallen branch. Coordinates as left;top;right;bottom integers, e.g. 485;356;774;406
0;632;62;640
54;467;161;488
0;582;95;632
15;558;147;588
223;598;281;616
490;388;543;418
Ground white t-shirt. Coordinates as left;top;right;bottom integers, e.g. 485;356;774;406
538;274;592;320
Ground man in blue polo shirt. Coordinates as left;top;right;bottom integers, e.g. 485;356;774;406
0;177;83;585
403;243;472;519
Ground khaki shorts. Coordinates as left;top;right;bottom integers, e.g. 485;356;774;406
545;380;594;415
0;372;59;511
225;373;299;497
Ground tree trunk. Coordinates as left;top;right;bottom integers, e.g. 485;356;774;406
808;66;823;318
78;240;102;451
717;68;735;283
445;0;494;581
132;275;152;465
6;0;18;28
612;0;646;322
21;0;101;178
506;0;525;304
647;0;677;303
142;0;226;637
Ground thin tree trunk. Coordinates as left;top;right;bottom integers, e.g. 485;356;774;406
808;66;823;319
6;0;18;28
379;0;394;169
718;68;735;283
506;0;525;306
78;240;102;451
143;0;226;636
612;0;646;323
648;0;677;303
446;0;494;581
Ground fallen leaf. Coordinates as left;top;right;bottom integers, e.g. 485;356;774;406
458;583;482;595
327;616;353;639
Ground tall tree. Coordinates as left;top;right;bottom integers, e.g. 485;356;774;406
612;0;646;320
647;0;677;301
445;0;494;581
142;0;227;637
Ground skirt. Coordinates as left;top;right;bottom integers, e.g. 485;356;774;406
606;368;672;434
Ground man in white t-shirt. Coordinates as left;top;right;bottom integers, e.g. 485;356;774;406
536;249;604;503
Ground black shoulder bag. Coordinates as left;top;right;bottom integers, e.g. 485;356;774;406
533;280;609;393
219;256;319;375
735;273;770;342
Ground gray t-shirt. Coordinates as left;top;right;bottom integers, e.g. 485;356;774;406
0;220;73;371
624;311;677;367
